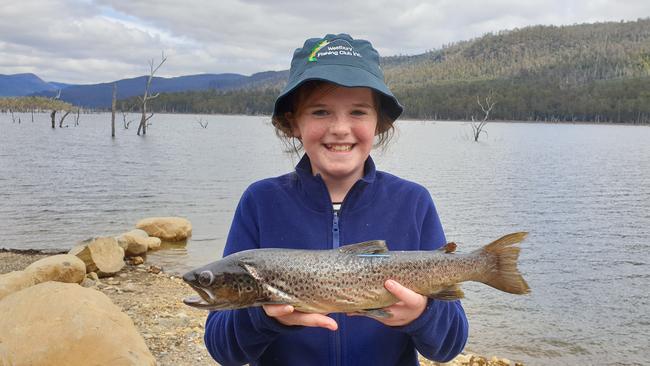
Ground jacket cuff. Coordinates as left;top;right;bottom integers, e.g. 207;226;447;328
393;298;437;335
247;307;304;334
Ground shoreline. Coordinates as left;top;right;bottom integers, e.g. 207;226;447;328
4;110;649;127
0;250;524;366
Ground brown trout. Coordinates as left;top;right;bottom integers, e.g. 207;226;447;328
182;232;530;316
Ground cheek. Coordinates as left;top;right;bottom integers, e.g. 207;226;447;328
354;122;378;142
300;124;327;141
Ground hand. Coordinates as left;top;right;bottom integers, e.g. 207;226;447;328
263;304;338;331
354;279;427;327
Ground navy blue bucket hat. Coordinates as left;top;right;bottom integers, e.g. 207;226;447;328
273;33;403;121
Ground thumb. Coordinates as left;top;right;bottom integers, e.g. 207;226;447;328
263;304;294;317
384;280;422;306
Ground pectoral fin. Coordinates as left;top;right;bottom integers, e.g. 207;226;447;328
356;308;393;319
428;284;465;301
262;283;298;304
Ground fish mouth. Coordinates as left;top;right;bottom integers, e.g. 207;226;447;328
183;283;218;309
183;295;215;309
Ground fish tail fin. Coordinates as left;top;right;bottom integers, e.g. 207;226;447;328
479;232;531;295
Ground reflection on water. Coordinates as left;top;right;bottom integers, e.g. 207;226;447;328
1;113;649;365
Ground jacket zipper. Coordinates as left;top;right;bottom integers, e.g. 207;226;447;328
332;210;342;366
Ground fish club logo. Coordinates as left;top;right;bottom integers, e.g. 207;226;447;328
308;38;362;62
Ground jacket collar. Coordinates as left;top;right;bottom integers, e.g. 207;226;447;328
294;154;377;212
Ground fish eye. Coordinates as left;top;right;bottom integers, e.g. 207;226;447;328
198;271;214;286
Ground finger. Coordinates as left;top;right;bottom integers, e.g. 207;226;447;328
384;280;423;307
263;304;294;317
290;313;338;331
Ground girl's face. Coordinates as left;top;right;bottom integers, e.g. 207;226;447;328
290;84;378;185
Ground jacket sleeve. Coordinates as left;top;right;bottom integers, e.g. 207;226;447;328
396;192;469;362
203;187;298;365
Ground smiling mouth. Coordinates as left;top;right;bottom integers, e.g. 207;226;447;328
325;144;354;152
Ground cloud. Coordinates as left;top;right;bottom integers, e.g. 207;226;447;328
0;0;649;83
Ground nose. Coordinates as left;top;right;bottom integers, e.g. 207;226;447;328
182;270;196;284
329;113;351;136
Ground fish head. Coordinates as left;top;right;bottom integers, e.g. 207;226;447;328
182;256;261;310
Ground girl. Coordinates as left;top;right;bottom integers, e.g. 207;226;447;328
204;33;468;366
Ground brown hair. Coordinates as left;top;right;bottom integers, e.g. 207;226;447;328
272;81;395;155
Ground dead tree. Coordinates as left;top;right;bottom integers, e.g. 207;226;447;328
471;93;497;142
137;52;167;136
122;111;134;129
74;108;81;126
111;83;117;137
51;90;61;128
196;117;208;128
59;110;71;128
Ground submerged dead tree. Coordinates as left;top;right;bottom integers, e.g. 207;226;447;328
111;83;117;137
51;90;61;129
58;110;71;128
471;93;497;142
137;52;167;136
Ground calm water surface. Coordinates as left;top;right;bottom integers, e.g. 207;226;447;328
1;113;649;365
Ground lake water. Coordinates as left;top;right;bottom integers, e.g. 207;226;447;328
1;113;649;365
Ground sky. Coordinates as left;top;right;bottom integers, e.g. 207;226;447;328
1;0;649;84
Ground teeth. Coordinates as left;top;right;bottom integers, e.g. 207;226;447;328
327;144;352;151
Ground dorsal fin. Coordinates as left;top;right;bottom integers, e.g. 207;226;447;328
339;240;388;255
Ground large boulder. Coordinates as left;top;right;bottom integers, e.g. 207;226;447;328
69;237;125;278
116;229;162;256
0;282;155;366
0;271;34;301
135;217;192;241
25;254;86;284
0;255;86;301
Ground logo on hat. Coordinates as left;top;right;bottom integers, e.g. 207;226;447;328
308;39;330;62
308;38;362;62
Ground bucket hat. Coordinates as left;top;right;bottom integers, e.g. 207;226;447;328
273;33;403;121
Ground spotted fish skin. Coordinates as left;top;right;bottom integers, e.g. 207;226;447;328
182;232;530;313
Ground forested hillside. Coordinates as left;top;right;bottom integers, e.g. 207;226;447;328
129;19;650;123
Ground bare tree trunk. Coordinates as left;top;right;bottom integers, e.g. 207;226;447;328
471;93;497;142
31;109;34;122
111;83;117;138
74;108;80;126
137;52;167;136
59;111;71;128
51;90;61;129
122;111;133;129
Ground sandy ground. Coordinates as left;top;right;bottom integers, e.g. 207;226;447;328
0;250;521;366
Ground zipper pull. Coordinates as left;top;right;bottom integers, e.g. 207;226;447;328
332;211;340;249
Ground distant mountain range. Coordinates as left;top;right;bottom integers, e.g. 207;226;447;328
3;18;650;123
0;71;288;108
0;73;59;96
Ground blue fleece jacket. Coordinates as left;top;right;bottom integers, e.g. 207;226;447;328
204;155;468;366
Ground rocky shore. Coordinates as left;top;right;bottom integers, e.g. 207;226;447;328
0;249;523;366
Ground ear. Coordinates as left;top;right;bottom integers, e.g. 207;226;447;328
285;112;301;139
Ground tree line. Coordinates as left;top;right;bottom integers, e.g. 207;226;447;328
5;19;650;124
119;19;650;124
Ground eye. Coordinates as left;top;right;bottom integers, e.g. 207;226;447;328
351;109;368;116
198;271;214;286
311;109;329;116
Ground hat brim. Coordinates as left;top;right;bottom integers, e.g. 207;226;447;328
273;64;403;121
